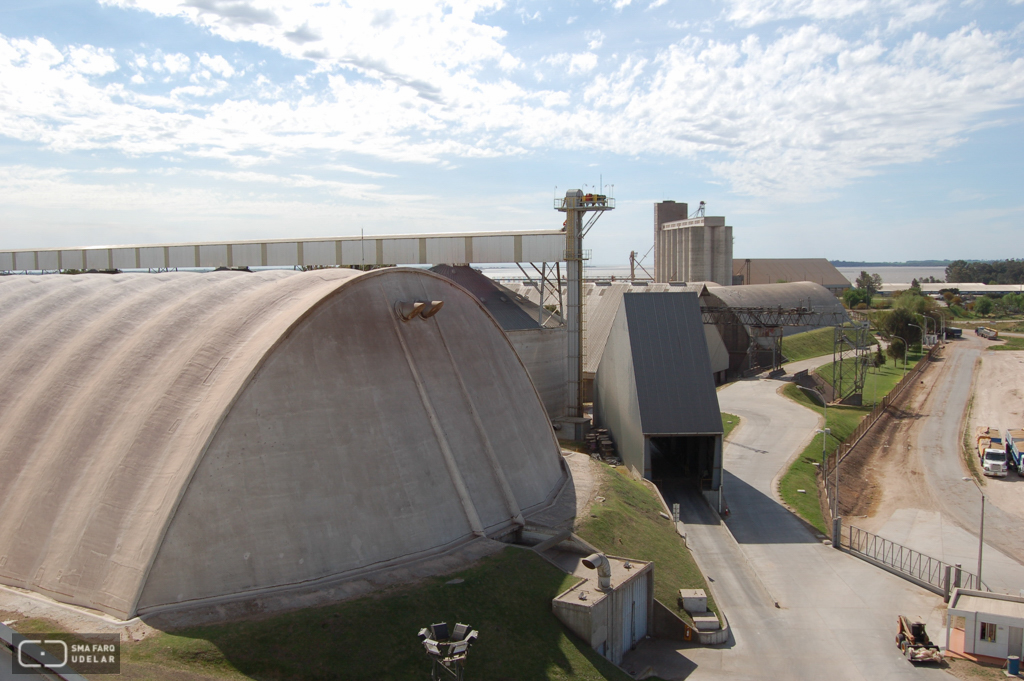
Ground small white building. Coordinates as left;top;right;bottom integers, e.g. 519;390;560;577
946;588;1024;660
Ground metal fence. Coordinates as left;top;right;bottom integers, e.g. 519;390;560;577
835;343;938;465
821;344;940;517
844;524;986;597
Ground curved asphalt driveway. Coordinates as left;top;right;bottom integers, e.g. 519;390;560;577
633;369;947;680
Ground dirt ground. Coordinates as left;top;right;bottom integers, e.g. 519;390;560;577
968;349;1024;522
836;338;1024;536
834;358;942;528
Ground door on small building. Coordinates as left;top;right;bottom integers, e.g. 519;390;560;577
1009;626;1023;659
621;575;649;653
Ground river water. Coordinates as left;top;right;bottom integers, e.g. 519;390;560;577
482;264;950;286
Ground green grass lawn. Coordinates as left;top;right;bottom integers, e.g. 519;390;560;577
577;465;717;621
722;412;739;441
778;383;873;535
814;352;922;407
780;327;837;362
9;549;634;681
991;336;1024;351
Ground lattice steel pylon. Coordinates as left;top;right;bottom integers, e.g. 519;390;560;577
556;189;614;417
831;323;871;403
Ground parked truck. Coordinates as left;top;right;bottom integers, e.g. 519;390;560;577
1006;428;1024;477
977;426;1008;477
976;327;1000;340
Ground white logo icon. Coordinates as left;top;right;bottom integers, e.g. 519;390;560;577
17;639;68;669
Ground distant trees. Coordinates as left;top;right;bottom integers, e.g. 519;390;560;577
945;260;1024;284
883;307;920;346
887;337;907;364
843;288;871;309
995;293;1024;315
855;271;883;295
974;297;994;316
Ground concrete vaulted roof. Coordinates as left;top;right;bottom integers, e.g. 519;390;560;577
0;268;564;619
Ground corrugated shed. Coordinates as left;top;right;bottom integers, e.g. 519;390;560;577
621;293;722;435
584;282;710;375
732;259;849;289
707;281;847;317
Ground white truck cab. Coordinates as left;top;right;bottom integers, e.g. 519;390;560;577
983;448;1008;477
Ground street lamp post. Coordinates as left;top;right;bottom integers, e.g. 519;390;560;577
962;477;985;587
892;335;908;377
909;323;923;350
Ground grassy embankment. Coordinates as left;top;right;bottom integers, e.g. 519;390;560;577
7;461;715;680
577;464;718;622
777;353;923;534
780;327;837;363
8;548;637;681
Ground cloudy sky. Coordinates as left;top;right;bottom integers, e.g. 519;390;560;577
1;0;1022;265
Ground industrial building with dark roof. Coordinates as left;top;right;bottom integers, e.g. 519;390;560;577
594;292;723;489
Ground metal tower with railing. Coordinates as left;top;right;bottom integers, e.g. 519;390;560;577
555;189;614;419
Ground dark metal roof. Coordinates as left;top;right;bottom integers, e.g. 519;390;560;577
621;292;722;435
429;265;542;330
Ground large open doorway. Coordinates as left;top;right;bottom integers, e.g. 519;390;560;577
648;435;717;487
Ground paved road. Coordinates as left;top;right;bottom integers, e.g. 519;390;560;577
625;372;947;680
898;337;1024;583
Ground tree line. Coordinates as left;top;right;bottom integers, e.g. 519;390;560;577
945;259;1024;284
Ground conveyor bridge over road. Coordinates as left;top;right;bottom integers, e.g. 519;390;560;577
700;306;848;375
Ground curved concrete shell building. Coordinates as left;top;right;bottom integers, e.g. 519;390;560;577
0;268;565;619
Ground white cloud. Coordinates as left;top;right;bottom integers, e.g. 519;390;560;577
162;52;191;73
68;46;119;75
586;30;605;50
570;52;598;73
543;51;599;74
2;4;1024;202
725;0;947;27
100;0;513;101
648;0;669;8
199;53;235;77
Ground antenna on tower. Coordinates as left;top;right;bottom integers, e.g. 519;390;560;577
695;201;706;218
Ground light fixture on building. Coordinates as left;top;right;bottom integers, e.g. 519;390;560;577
395;300;425;321
419;300;444;319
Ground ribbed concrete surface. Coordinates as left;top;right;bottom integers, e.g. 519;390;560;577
0;268;564;619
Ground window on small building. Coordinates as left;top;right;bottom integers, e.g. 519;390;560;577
980;622;998;642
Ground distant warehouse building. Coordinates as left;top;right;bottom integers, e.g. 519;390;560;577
732;258;850;296
594;292;723;496
705;281;849;374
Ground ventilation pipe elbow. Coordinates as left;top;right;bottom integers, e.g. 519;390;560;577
395;300;425;321
418;300;444;319
582;553;612;591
